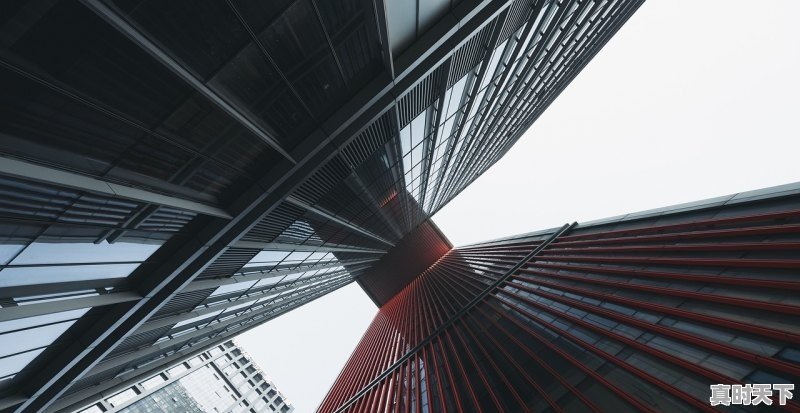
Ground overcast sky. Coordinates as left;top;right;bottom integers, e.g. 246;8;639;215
238;1;800;411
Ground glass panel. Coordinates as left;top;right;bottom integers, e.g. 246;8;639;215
140;374;166;390
443;76;468;122
10;241;160;265
418;0;449;34
167;364;188;377
481;38;509;92
173;310;223;329
0;321;77;358
78;405;104;413
0;349;45;380
282;251;312;264
210;281;258;298
243;251;290;268
0;308;86;378
107;388;138;407
304;252;330;262
0;308;88;337
222;298;260;314
0;264;139;287
385;0;417;55
0;244;23;265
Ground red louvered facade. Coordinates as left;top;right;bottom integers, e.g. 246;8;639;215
320;184;800;412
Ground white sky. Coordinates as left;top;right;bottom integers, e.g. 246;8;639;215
238;1;800;411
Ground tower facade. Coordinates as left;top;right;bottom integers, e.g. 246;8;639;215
319;183;800;412
0;0;643;411
74;340;293;413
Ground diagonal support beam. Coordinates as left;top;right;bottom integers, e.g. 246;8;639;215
0;292;141;323
232;240;386;254
80;0;296;163
285;196;396;247
371;0;395;79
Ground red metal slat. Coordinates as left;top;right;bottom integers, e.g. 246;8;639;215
493;290;800;413
520;270;800;343
482;295;655;412
485;297;720;412
441;329;484;413
553;223;800;248
434;337;464;413
509;276;800;378
547;241;800;254
476;303;602;412
516;270;800;343
559;209;800;242
530;261;800;291
458;313;532;413
536;254;800;269
517;268;800;315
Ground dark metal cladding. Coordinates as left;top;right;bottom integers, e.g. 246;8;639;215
357;218;452;307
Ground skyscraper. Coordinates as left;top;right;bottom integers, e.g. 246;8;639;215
319;182;800;412
0;0;644;411
73;340;293;413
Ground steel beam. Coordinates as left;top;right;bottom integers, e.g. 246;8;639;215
80;0;295;163
0;278;126;300
183;258;377;293
348;173;405;239
0;292;141;322
0;156;232;219
232;240;386;254
371;0;395;78
285;196;396;247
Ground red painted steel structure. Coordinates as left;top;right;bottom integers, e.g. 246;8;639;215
357;219;453;306
319;189;800;412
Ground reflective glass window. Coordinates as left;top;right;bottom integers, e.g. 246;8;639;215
10;241;160;265
0;264;139;287
107;388;137;407
0;348;45;380
210;281;258;298
0;245;23;265
0;308;87;379
243;251;290;268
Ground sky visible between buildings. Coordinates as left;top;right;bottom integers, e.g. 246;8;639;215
238;1;800;411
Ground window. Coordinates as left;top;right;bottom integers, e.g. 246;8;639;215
167;364;188;377
107;388;138;407
0;245;23;265
77;405;104;413
10;241;159;265
140;374;166;390
0;263;140;287
0;308;88;378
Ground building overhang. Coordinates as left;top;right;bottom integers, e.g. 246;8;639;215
356;220;452;307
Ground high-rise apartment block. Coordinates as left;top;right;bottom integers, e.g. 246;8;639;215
74;340;292;413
